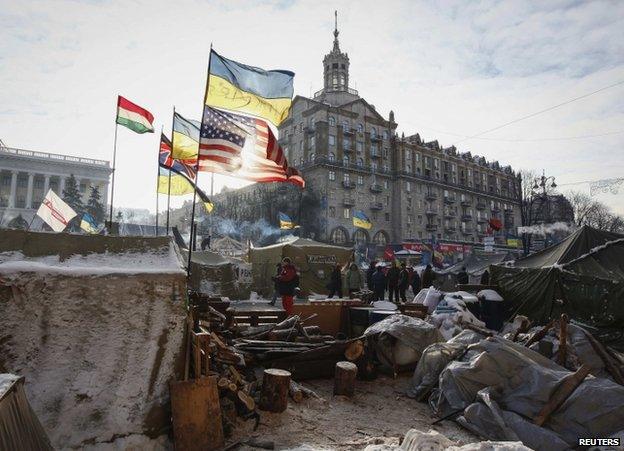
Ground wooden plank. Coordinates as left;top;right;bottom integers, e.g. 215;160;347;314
170;376;224;451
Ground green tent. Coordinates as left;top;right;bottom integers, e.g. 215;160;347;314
249;238;353;296
182;250;252;299
490;226;624;347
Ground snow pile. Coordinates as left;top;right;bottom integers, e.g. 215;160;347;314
0;246;184;277
431;296;485;340
364;429;530;450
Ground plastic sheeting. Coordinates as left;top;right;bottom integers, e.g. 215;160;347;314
0;374;53;451
363;314;444;368
430;337;624;450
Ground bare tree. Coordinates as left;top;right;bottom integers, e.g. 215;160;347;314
565;190;624;233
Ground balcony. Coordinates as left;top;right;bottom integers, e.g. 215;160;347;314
476;202;486;210
342;146;354;153
370;134;382;142
370;202;383;210
461;214;473;222
343;196;356;206
342;180;356;189
425;192;437;201
445;226;457;233
314;86;359;98
444;210;456;218
491;206;501;213
370;184;383;193
462;228;473;234
342;127;355;136
477;217;488;224
370;151;381;159
425;209;438;217
461;200;471;207
444;195;456;204
304;126;315;135
426;224;438;232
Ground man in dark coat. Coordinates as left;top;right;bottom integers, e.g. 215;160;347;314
327;264;343;298
398;263;410;303
410;267;421;295
457;266;469;285
270;263;282;305
480;269;490;285
371;265;386;302
366;260;377;290
421;264;435;289
386;262;401;303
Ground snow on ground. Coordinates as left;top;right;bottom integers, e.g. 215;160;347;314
0;245;185;277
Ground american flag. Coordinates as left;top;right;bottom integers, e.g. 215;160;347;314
159;133;196;180
199;106;304;188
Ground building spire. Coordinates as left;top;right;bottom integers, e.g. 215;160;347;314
333;10;340;52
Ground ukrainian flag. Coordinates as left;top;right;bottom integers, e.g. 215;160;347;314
206;50;294;127
173;112;201;160
80;213;99;234
157;167;195;196
279;212;298;229
353;210;372;230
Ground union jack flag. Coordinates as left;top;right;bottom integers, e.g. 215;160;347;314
159;133;197;180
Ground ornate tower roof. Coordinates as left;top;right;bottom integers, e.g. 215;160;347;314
323;11;350;92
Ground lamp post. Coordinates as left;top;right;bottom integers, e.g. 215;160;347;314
531;171;557;224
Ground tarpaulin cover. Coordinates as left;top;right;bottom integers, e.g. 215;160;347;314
430;337;624;450
0;374;53;451
490;226;624;348
249;238;353;296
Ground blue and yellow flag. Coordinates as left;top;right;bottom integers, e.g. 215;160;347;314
353;210;372;230
80;213;100;234
157;167;195;196
172;112;201;160
206;50;294;127
279;212;299;229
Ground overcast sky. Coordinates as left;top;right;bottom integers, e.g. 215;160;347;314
1;0;623;214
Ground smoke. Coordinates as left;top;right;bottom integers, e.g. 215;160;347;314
517;222;573;236
208;216;288;246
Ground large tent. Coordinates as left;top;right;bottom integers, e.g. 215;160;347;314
439;251;516;285
249;238;353;296
183;250;252;299
490;226;624;347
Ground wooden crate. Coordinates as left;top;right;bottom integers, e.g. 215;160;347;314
398;304;428;319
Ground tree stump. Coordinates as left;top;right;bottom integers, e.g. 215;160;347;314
259;368;291;413
334;361;357;397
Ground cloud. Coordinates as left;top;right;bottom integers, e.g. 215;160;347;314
0;0;623;215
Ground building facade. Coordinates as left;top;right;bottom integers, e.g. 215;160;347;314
0;145;112;226
212;19;522;250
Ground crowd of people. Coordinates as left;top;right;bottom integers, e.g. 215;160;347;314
365;261;437;303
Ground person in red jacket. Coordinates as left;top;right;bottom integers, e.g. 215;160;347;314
276;257;298;315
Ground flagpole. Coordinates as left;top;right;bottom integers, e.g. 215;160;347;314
156;125;163;235
167;106;176;235
108;98;119;232
187;43;213;277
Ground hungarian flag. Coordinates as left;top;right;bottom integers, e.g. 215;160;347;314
36;189;78;232
116;96;154;134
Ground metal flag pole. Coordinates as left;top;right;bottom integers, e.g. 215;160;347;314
156;125;163;235
108;96;120;232
187;43;213;278
166;106;176;235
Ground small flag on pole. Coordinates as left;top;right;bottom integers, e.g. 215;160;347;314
279;212;299;229
353;210;372;230
80;213;100;234
172;112;201;160
36;189;77;232
116;96;155;134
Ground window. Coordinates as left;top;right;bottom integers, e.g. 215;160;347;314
415;153;420;162
309;152;315;161
357;157;363;167
17;178;27;188
330;227;347;244
406;152;412;161
383;130;389;140
329;135;336;146
342;120;350;131
329;206;335;217
329;116;335;126
329;171;336;181
383;147;389;158
343;173;350;184
356;141;363;152
434;158;439;169
343;208;350;219
309;136;315;149
34;179;43;189
343;156;349;166
343;137;351;149
383;180;389;189
357;123;363;132
406;181;411;192
406;164;411;173
371;143;378;155
370;128;377;137
372;162;378;171
339;74;345;86
299;122;304;133
383;165;389;172
357;175;363;185
384;213;390;222
299;141;303;151
329;152;335;162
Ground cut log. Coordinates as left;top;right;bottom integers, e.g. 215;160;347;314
304;326;322;336
237;390;256;411
533;364;591;426
333;361;357;397
218;377;230;390
289;380;304;403
275;315;301;330
259;368;291;413
557;314;568;367
583;329;624;385
344;340;364;361
525;320;555;347
268;328;298;341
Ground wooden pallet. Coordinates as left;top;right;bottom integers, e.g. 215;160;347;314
227;309;287;327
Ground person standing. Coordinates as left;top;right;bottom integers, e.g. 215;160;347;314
386;262;401;303
457;266;469;285
277;257;298;315
371;265;386;302
366;260;377;290
270;262;282;305
327;263;343;298
421;264;436;289
346;263;363;297
410;266;421;296
398;263;410;303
